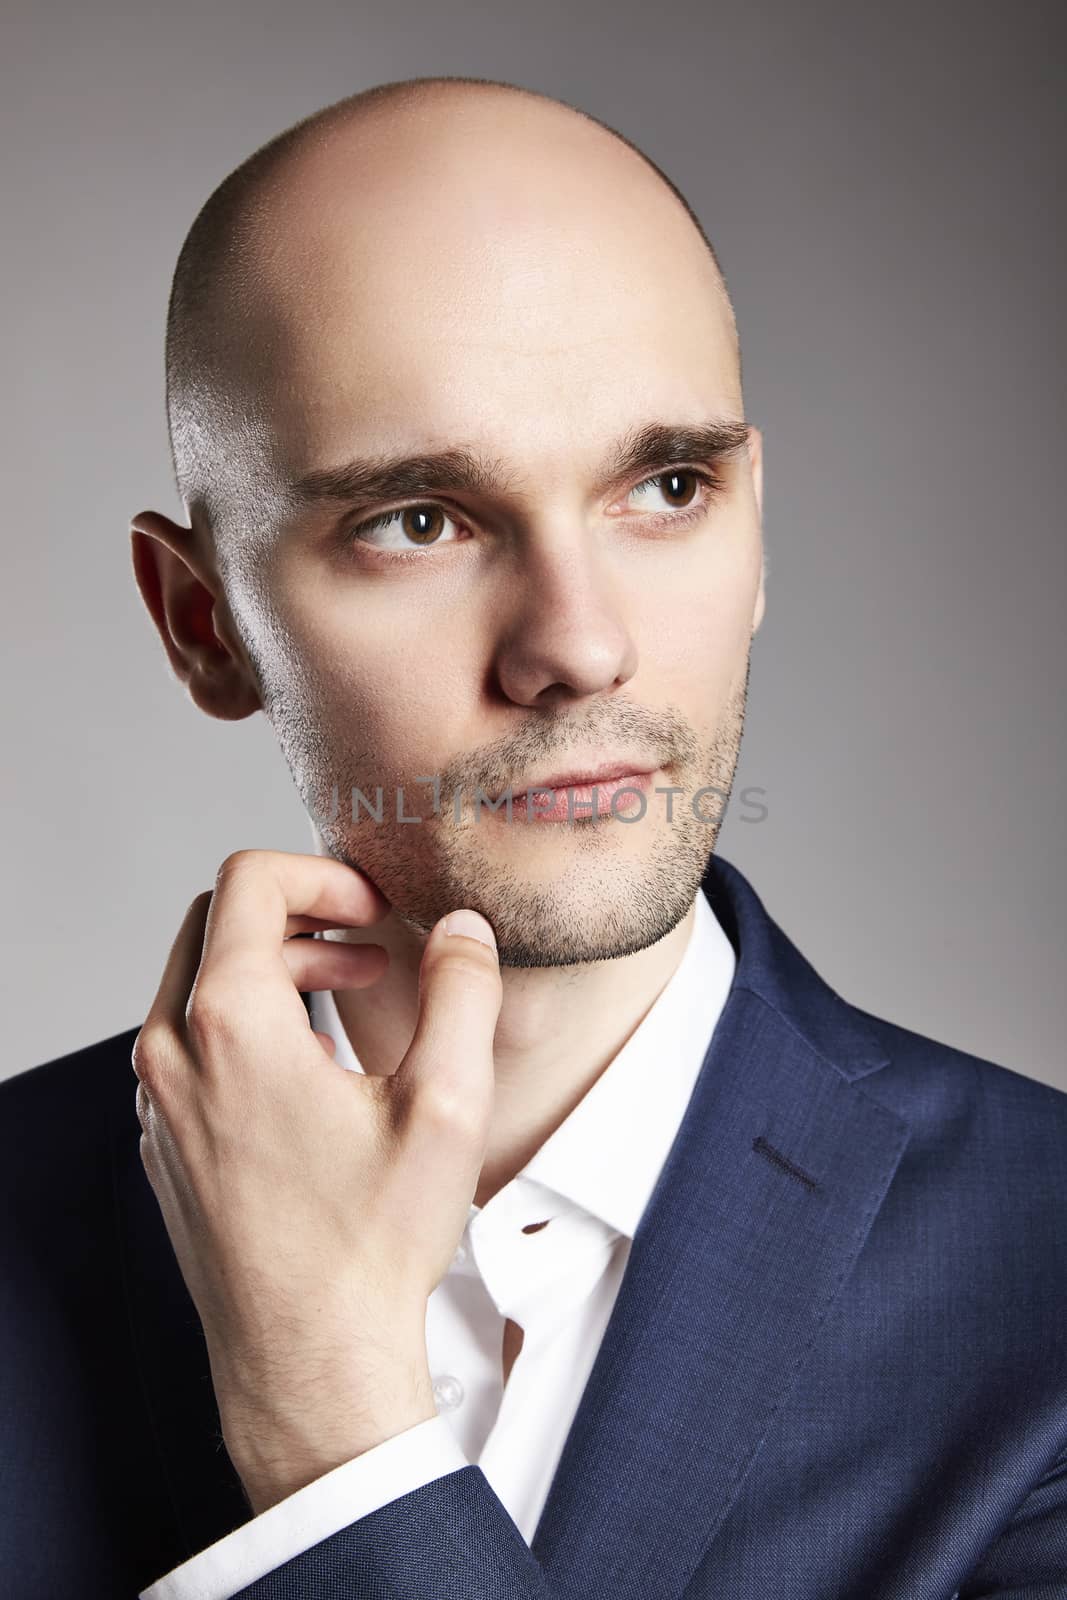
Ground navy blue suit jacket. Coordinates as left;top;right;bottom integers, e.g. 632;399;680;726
2;854;1066;1598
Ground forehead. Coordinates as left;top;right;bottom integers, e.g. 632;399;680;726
240;105;738;480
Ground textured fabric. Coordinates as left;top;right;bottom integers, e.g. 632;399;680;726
139;1418;469;1600
2;853;1066;1599
141;885;734;1597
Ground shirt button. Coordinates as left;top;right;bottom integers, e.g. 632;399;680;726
432;1374;465;1412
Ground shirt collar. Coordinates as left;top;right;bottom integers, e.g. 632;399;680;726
309;885;735;1244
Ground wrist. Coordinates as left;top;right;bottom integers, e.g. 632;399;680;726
228;1376;439;1514
219;1349;438;1514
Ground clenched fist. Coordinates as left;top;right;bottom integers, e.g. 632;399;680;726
131;849;502;1514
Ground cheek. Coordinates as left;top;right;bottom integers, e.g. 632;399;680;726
641;522;758;686
281;598;476;768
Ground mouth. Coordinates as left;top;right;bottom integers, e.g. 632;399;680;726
485;766;660;823
489;757;659;802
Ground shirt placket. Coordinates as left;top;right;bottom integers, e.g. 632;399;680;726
471;1183;621;1461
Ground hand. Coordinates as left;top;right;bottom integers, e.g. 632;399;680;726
131;849;501;1513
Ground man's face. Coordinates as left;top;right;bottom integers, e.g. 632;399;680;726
213;99;765;968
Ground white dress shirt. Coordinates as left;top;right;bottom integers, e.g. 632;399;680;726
141;884;736;1600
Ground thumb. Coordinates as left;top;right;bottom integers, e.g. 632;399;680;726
394;910;502;1132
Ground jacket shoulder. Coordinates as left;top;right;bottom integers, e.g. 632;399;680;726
826;998;1067;1216
849;999;1067;1113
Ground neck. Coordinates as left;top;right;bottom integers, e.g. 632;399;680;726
329;894;699;1208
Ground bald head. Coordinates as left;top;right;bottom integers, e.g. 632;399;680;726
164;75;741;544
137;74;764;967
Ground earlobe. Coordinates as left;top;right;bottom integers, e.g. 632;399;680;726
129;510;262;722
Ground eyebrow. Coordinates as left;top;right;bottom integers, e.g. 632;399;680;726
284;419;751;513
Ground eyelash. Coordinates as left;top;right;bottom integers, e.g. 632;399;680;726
342;465;727;564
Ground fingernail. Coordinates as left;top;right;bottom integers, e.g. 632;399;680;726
443;909;497;950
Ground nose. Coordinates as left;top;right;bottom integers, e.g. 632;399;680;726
492;533;639;707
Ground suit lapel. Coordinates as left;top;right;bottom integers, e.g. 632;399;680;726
529;857;911;1597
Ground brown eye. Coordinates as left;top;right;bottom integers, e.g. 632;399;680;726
659;471;700;508
398;507;447;544
347;503;463;554
628;470;703;513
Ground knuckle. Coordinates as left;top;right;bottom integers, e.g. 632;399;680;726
131;1021;174;1087
414;1081;479;1141
185;975;238;1046
215;849;260;885
415;1089;460;1135
132;1032;183;1120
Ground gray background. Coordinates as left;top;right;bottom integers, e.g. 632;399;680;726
3;1;1063;1089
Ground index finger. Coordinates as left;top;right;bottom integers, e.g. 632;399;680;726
200;849;389;984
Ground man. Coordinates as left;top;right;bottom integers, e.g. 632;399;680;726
2;73;1064;1600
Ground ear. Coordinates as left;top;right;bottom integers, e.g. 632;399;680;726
129;510;262;721
746;426;766;634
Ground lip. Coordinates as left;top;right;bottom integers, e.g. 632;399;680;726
490;759;658;801
485;766;659;823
